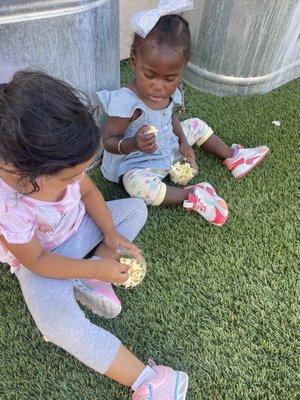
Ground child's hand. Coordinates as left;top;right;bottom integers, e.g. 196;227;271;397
104;231;142;261
179;142;197;169
134;125;158;153
95;258;129;284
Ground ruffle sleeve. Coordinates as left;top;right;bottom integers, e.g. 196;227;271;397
171;87;182;106
0;192;35;244
97;88;146;118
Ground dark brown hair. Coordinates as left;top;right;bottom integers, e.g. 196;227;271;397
0;70;100;193
131;14;191;62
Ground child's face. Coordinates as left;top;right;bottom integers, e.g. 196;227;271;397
131;44;186;109
38;158;94;193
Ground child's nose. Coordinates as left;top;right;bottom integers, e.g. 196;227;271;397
152;79;164;92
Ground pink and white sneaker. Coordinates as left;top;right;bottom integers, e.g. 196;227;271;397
183;182;228;226
132;360;189;400
224;144;269;179
74;279;122;319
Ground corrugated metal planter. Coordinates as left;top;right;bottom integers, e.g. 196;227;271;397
183;0;300;96
0;0;120;106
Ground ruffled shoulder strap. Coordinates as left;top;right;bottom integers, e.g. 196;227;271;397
97;88;146;118
0;178;18;213
171;87;182;106
0;180;35;244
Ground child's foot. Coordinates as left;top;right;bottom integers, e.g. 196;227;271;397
132;360;189;400
74;279;122;318
224;144;269;179
183;182;228;226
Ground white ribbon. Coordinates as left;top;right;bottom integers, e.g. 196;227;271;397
130;0;194;38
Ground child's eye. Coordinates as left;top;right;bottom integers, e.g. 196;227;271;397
165;77;177;83
144;73;154;79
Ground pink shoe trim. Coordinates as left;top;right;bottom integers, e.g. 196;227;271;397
74;279;122;318
233;148;269;179
132;364;189;400
183;192;228;226
224;156;245;171
212;204;229;226
224;145;269;179
80;279;121;305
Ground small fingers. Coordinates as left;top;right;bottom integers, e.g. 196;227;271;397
124;243;142;261
140;132;156;143
138;125;151;135
117;262;130;273
144;145;157;153
115;263;129;283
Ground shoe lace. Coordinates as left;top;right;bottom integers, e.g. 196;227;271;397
147;358;156;367
195;196;207;212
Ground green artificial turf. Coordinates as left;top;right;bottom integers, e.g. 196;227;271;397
0;61;299;399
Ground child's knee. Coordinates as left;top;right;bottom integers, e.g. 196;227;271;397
123;173;166;206
181;118;214;146
133;198;148;224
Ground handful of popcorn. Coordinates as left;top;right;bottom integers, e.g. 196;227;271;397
170;159;197;186
148;125;158;136
117;252;147;289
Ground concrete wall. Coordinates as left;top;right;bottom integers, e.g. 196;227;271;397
119;0;158;59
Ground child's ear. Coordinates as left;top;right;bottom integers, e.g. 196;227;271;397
130;51;136;69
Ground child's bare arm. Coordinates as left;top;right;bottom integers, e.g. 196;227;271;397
103;116;157;154
172;113;197;167
103;116;136;154
2;235;129;282
172;114;189;145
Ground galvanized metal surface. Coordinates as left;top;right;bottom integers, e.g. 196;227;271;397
0;0;120;109
183;0;300;96
0;0;111;23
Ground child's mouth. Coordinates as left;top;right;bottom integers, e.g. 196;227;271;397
149;95;164;102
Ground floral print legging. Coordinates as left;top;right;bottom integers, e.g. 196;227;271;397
122;118;213;205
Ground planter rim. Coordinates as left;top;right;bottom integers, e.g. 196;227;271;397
0;0;111;24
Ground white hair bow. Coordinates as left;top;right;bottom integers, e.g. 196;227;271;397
131;0;194;38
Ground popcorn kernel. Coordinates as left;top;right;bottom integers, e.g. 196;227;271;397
118;256;146;289
170;160;197;186
148;125;158;136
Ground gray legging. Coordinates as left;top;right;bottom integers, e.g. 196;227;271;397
15;198;148;374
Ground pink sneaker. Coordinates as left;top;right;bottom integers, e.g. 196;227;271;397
183;182;228;226
224;144;269;179
132;360;189;400
74;279;122;318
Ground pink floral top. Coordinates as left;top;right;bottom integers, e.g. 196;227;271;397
0;177;86;272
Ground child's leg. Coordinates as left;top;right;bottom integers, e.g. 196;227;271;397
180;118;233;159
181;118;269;178
123;168;228;226
14;197;189;395
123;168;193;206
56;198;148;260
57;198;147;318
15;265;145;386
93;198;148;259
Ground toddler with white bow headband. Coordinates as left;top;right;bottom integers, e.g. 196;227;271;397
98;0;269;227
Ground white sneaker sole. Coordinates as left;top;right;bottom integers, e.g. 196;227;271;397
175;371;189;399
74;280;122;319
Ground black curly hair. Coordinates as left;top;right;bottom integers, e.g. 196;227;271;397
131;14;191;62
0;70;100;193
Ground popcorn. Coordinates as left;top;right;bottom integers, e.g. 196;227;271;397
148;125;158;135
272;120;281;126
170;160;197;186
118;256;147;289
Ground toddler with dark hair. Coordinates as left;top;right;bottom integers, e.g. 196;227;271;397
0;70;188;399
99;4;269;227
